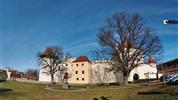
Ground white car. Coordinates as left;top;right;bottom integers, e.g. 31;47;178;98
167;74;178;85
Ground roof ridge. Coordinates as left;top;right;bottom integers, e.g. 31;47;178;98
73;56;91;63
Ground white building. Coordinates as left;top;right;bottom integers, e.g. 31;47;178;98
39;55;157;84
38;57;75;83
0;68;12;80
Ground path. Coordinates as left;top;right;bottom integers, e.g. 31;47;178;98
45;86;136;92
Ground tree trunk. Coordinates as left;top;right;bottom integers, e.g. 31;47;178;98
51;74;54;84
122;73;129;85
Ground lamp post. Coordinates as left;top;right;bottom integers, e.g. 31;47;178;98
162;19;177;83
163;19;178;25
161;60;165;84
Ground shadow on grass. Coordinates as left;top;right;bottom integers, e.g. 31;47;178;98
137;91;162;95
138;89;178;95
137;84;178;96
93;96;111;100
0;88;13;93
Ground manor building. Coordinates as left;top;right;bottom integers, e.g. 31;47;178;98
39;55;157;84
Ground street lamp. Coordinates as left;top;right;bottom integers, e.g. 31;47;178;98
163;19;178;24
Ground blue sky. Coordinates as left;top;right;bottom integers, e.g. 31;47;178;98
0;0;178;71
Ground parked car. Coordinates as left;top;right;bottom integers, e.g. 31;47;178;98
169;77;178;85
160;74;172;82
165;75;174;83
166;74;178;85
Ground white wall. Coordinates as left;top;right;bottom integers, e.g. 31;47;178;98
39;58;158;83
91;62;116;83
128;63;157;81
38;57;75;83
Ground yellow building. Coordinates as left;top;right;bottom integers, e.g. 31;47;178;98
70;56;92;84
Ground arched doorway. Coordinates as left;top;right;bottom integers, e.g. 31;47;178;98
133;73;139;80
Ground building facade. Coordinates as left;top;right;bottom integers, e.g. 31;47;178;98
157;58;178;76
39;56;157;84
70;56;92;84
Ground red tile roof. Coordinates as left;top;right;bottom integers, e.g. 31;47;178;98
147;56;156;64
73;56;91;63
158;66;178;74
41;48;53;57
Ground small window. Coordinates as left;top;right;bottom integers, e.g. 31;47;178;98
82;70;84;74
76;78;79;81
76;64;78;66
76;71;78;74
82;78;84;81
82;63;84;66
66;64;68;66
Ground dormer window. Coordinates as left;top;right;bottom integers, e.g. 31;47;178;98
82;63;84;66
76;64;78;66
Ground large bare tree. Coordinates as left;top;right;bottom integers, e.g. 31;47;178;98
96;12;163;85
92;64;112;85
38;46;69;84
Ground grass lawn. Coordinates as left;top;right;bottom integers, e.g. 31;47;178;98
0;81;178;100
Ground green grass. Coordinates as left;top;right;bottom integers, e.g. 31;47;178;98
0;81;178;100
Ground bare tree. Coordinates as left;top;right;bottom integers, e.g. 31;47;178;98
92;64;112;85
96;12;163;85
55;65;67;83
26;69;38;74
26;69;39;80
38;46;69;84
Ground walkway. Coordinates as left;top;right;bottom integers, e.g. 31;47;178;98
45;86;135;92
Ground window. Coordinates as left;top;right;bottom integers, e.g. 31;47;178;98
82;70;84;74
76;71;78;74
76;64;78;66
82;78;84;81
82;63;84;66
66;64;68;66
76;78;79;81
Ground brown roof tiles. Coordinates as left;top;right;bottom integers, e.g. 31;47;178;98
73;56;91;63
147;56;156;64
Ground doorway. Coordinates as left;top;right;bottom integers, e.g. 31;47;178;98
133;73;139;80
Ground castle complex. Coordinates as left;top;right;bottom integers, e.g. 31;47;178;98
39;55;157;84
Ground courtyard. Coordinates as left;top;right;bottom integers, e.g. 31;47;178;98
0;81;178;100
